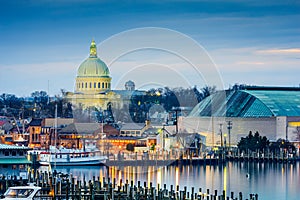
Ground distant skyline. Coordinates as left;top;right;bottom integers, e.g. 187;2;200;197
0;0;299;96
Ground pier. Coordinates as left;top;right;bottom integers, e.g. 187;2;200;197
104;150;299;166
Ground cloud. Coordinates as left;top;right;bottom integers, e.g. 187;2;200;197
256;48;300;54
0;61;77;96
236;61;265;65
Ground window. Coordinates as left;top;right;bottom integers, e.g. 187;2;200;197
4;151;9;156
78;83;80;88
98;82;100;88
19;151;24;156
85;82;87;88
94;82;96;88
12;151;16;156
105;83;108;88
82;83;84;88
89;82;92;88
102;82;104;88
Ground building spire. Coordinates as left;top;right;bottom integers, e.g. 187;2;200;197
89;39;97;57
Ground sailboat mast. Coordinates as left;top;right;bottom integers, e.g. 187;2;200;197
55;104;58;147
54;104;57;169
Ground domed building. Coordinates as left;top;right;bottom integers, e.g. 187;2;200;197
66;40;145;112
125;80;135;91
75;40;111;94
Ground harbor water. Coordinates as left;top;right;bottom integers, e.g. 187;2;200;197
40;162;299;200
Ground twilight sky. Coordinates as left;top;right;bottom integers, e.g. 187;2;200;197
0;0;299;96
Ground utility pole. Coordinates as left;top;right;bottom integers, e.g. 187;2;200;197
212;117;214;147
219;123;223;149
227;121;232;150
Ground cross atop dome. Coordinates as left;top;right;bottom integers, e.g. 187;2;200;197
89;39;97;57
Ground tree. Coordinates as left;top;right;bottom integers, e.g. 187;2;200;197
237;131;269;152
126;143;135;152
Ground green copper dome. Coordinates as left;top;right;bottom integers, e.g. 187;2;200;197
77;40;110;77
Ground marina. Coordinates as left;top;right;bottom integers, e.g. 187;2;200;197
33;161;298;200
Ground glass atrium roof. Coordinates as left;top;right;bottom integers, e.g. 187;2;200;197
189;88;300;117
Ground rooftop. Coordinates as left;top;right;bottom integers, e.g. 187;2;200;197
189;87;300;117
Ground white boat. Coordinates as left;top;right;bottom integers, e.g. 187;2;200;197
2;185;47;200
38;146;107;166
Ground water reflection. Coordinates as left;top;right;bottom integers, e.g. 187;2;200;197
40;162;299;200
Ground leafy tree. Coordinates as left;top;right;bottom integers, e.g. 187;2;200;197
126;143;135;152
237;131;269;152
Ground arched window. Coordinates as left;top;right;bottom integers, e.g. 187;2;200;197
98;82;100;88
90;82;92;88
102;82;104;88
82;83;84;88
108;83;110;89
94;82;96;88
85;82;87;88
105;83;108;88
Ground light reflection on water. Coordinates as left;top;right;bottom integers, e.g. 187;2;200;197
39;162;299;200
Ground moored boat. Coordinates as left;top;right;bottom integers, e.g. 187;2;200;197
38;146;107;166
2;185;44;200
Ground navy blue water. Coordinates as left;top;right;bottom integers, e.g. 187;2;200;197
41;162;299;200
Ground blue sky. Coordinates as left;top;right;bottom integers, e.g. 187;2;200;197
0;0;299;96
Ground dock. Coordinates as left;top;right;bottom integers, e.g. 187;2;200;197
1;170;259;200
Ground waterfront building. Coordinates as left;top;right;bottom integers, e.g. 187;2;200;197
181;86;300;150
57;122;101;150
0;144;31;180
28;118;74;149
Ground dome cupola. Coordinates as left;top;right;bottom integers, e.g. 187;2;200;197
75;40;112;93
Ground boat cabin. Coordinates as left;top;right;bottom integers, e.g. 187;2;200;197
0;144;32;180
